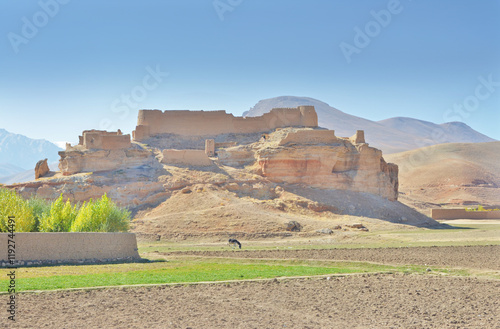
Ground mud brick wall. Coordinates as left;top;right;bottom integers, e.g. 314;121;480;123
83;132;131;150
0;233;140;263
161;149;213;166
431;209;500;220
279;130;338;146
133;106;318;140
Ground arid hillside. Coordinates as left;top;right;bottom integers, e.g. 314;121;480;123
385;141;500;210
131;180;435;241
131;127;434;241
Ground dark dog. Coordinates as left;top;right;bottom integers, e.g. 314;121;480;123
228;239;241;249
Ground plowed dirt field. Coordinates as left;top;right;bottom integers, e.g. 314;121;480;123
5;245;499;328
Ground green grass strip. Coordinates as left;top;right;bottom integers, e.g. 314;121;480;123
1;261;393;292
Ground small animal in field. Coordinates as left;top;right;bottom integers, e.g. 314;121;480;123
228;239;241;249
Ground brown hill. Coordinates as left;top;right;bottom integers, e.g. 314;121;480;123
131;181;435;242
384;141;500;210
130;128;436;241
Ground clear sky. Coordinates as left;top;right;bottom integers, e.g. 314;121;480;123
1;0;499;145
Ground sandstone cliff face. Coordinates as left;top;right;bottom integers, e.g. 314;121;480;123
219;128;398;201
58;148;155;175
9;166;167;209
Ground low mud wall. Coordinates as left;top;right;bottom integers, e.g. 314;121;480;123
431;209;500;220
0;233;140;266
161;149;213;166
279;130;338;146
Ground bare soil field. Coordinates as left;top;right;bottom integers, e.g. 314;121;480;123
6;274;499;328
5;245;499;328
165;245;500;271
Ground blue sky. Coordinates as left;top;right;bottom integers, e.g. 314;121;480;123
1;0;499;145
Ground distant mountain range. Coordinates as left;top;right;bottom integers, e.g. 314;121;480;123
244;96;495;154
0;163;26;177
0;128;62;178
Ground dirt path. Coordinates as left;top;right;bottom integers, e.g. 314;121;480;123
163;245;500;270
5;274;499;328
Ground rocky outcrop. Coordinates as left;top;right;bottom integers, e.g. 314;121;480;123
219;128;398;200
35;158;49;179
218;147;255;167
285;221;302;232
8;166;167;209
58;148;155;175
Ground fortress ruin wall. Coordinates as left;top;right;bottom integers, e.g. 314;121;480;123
79;130;131;150
161;149;213;166
279;130;339;146
58;129;152;175
349;130;365;144
133;106;318;140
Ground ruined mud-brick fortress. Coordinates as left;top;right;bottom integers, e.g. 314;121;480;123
133;106;318;139
54;106;398;200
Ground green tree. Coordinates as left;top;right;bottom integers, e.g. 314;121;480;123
1;189;130;233
39;195;78;232
0;188;38;232
71;194;130;232
26;197;51;232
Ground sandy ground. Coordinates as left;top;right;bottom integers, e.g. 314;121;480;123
3;245;499;328
5;275;499;329
163;245;500;271
132;182;438;243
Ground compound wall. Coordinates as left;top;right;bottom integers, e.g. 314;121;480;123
133;106;318;140
431;209;500;220
0;233;140;265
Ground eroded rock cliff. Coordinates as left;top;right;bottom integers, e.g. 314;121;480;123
219;128;398;200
